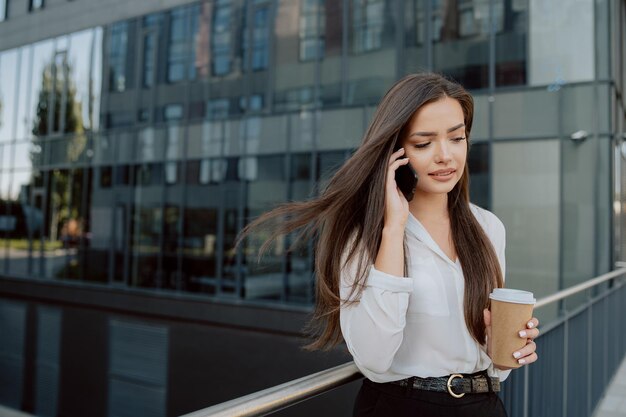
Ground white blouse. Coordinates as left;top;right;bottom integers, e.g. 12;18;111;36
339;203;512;383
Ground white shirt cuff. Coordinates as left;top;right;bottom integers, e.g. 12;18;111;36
366;266;414;292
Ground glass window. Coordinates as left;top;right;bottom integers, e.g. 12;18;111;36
242;155;287;300
467;142;490;209
206;98;230;120
181;174;219;294
163;104;183;121
299;0;325;61
91;28;103;132
496;0;527;86
167;4;200;83
212;0;233;76
527;0;593;86
239;95;263;113
30;0;43;11
143;33;157;87
346;0;396;105
242;5;270;71
433;0;498;89
100;166;113;188
0;0;7;21
68;29;94;133
30;40;54;138
0;49;19;142
108;22;129;92
351;0;385;54
492;140;560;322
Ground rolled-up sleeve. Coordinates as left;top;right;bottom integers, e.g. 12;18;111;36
339;253;413;378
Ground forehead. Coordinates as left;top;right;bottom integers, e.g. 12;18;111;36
406;97;465;131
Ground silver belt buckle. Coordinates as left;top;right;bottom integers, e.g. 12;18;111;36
447;374;465;398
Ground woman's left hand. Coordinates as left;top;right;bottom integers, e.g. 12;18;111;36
483;309;540;367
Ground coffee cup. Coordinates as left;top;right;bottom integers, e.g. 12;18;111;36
488;288;536;369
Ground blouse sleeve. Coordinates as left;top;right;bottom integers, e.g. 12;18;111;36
491;214;512;382
339;248;413;378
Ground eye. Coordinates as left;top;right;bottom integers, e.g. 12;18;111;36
414;142;430;149
452;137;466;142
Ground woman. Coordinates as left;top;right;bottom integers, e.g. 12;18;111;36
237;73;539;416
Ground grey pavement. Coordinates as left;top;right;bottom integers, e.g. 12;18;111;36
593;354;626;417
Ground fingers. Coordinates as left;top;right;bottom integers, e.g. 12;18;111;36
388;147;406;166
518;327;539;339
483;308;491;327
389;157;410;172
526;317;539;329
518;317;540;339
513;340;538;365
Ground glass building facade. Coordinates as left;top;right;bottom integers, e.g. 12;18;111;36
0;1;625;416
0;0;624;310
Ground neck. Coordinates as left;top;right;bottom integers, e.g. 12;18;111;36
409;191;449;223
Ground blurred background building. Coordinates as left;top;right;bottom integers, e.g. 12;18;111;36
0;0;624;416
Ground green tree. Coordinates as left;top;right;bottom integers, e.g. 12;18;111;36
31;58;87;243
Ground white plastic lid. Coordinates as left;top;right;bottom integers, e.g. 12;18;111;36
489;288;536;304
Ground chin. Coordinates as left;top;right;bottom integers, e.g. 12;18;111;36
423;181;459;195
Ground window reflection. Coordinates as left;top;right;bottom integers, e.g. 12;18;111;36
300;0;325;61
142;33;157;88
30;0;44;12
167;4;200;83
496;0;527;86
212;0;233;76
242;3;270;71
0;0;6;21
108;22;129;92
142;13;163;88
15;47;33;141
346;0;396;105
91;28;103;132
68;29;95;132
242;155;287;300
433;0;497;89
182;157;220;294
0;49;19;142
351;0;385;53
467;141;490;209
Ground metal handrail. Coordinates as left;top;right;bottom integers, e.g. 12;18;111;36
181;265;626;417
180;362;362;417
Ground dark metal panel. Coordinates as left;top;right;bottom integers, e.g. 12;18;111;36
108;378;167;417
0;300;26;407
567;310;590;417
108;319;168;417
35;306;62;417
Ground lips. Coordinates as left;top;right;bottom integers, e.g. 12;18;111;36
429;169;456;176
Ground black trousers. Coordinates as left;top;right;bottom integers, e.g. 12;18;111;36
353;378;508;417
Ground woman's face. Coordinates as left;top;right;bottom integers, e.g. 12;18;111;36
400;96;468;197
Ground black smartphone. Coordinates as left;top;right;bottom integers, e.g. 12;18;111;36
394;144;418;202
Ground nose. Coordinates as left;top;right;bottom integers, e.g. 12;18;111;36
435;141;452;163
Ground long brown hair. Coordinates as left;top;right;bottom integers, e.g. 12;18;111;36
236;73;503;350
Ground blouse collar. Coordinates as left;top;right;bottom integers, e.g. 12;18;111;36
406;211;461;268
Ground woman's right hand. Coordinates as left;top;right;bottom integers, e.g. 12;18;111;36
384;148;411;230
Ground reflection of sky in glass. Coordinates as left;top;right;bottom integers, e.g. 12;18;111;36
69;29;94;131
0;170;9;200
14;141;34;171
1;143;11;169
0;49;18;142
16;47;33;140
92;27;103;132
30;39;55;138
10;170;32;201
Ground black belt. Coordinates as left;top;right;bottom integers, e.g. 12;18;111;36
388;370;500;398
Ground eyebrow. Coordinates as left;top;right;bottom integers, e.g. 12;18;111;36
409;123;465;138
